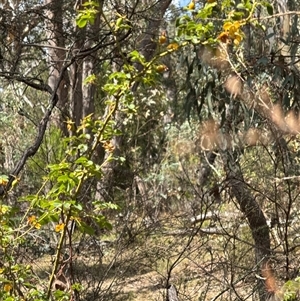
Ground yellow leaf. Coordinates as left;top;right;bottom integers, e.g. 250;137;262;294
155;64;169;73
217;32;229;43
11;177;20;189
4;283;12;292
223;21;233;31
28;215;41;229
55;223;65;232
103;141;115;153
28;215;36;223
232;21;241;29
158;32;167;44
167;43;179;51
66;119;75;132
233;32;243;45
187;1;195;10
83;74;97;85
229;25;239;37
0;179;7;185
34;222;41;229
0;205;9;214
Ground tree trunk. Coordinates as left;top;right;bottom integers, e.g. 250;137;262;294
74;1;103;119
96;0;172;199
222;150;271;300
214;100;271;300
277;0;290;61
45;0;70;135
167;284;180;301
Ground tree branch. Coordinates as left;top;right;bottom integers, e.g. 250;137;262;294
2;60;75;195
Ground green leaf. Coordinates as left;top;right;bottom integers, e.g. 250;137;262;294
23;282;37;289
75;157;88;164
0;175;9;181
48;162;70;171
77;222;95;235
57;175;71;183
76;18;88;28
129;50;146;64
83;74;97;85
231;11;244;20
197;2;217;19
236;3;245;9
265;3;273;15
72;203;83;211
95;215;112;230
82;1;99;7
115;17;123;28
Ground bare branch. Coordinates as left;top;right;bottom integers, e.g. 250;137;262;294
2;59;75;195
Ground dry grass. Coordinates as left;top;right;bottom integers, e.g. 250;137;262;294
27;212;261;301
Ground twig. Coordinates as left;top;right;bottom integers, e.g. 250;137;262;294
210;259;267;301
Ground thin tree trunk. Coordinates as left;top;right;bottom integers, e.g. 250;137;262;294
79;0;101;120
222;151;270;300
45;0;70;135
277;0;290;61
96;0;172;199
222;151;271;260
220;104;271;300
70;58;83;127
167;284;180;301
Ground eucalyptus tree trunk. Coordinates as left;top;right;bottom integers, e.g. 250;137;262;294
277;0;290;60
223;152;270;300
220;104;271;300
137;0;172;62
72;0;102;123
69;28;84;127
97;0;172;200
45;0;101;132
45;0;70;135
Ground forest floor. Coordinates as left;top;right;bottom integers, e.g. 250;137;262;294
32;212;260;301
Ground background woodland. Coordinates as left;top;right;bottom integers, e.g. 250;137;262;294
0;0;300;300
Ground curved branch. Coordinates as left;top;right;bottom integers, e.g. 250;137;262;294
0;74;52;93
2;60;74;195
